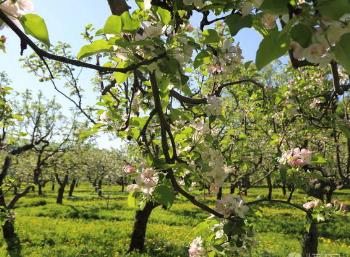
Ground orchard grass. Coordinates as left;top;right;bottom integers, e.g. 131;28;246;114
1;185;349;257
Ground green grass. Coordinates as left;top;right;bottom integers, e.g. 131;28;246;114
1;185;350;257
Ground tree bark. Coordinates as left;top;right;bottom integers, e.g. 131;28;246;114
128;201;158;252
68;178;77;197
98;179;103;196
107;0;130;15
281;182;287;196
56;175;69;204
301;215;318;257
266;174;272;200
38;184;43;195
216;187;222;200
51;182;55;192
2;220;15;240
230;183;235;194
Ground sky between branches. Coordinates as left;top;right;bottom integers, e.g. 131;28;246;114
0;0;262;149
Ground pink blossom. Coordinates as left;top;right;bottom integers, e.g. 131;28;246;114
0;0;33;29
208;64;224;74
303;199;321;210
124;165;136;174
189;237;206;257
280;148;312;168
126;184;139;192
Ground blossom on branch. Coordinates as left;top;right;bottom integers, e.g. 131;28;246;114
279;148;312;168
189;237;207;257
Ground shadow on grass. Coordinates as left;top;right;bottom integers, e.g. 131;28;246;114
126;238;188;257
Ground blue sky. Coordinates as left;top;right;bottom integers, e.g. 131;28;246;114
0;0;262;148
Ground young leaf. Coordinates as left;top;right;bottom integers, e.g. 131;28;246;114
201;29;221;44
157;7;171;25
127;192;138;208
104;15;122;34
290;23;312;48
113;71;129;84
225;14;253;36
20;14;50;46
77;39;112;60
332;33;350;73
260;0;290;14
121;12;140;32
317;0;350;20
255;30;290;69
153;184;175;208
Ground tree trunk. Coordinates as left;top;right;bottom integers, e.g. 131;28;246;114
2;220;15;240
128;201;158;252
56;175;69;204
230;183;235;194
301;215;318;257
51;183;55;192
121;177;125;192
216;187;222;200
38;184;43;196
281;182;287;196
98;179;103;196
266;174;272;200
68;178;77;197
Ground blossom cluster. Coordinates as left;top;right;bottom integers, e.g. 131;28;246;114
206;96;222;116
303;199;348;212
215;195;249;218
188;237;207;257
201;148;231;188
279;148;312;168
207;41;242;75
126;167;159;196
0;0;33;29
240;0;350;66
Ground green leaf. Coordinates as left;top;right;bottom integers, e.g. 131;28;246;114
20;14;50;46
153;184;175;208
121;12;140;32
157;7;172;25
194;50;210;68
225;14;253;36
260;0;290;14
317;0;350;20
127;192;138;208
255;30;290;69
333;33;350;73
77;39;112;59
104;15;122;34
290;23;312;48
113;71;129;84
202;29;221;44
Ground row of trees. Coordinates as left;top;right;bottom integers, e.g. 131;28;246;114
1;0;350;256
0;74;126;248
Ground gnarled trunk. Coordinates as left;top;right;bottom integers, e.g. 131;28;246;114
128;201;158;252
2;220;15;240
56;174;69;204
216;187;222;200
301;215;318;257
68;178;77;197
266;174;272;200
38;184;43;195
230;183;235;194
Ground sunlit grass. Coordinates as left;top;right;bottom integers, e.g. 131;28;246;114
0;185;349;257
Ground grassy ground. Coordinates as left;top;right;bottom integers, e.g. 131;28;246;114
0;185;349;257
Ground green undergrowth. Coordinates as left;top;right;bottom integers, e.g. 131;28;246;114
0;185;349;257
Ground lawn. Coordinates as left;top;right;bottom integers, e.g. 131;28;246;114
1;185;349;257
